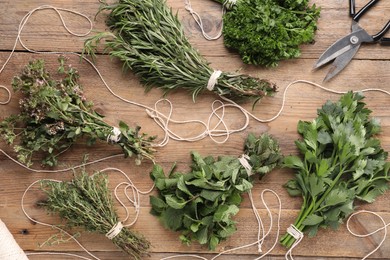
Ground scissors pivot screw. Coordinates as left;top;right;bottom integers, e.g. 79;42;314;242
350;35;359;44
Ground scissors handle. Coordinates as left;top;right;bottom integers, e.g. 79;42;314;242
374;20;390;42
349;0;356;17
350;0;390;42
353;0;379;22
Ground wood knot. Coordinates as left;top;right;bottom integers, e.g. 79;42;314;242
94;107;105;116
182;13;222;35
20;229;29;235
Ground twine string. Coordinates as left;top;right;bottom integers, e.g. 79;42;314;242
0;85;11;105
184;0;223;41
346;210;390;260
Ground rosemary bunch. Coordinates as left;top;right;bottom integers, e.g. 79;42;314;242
83;0;276;104
0;58;155;167
150;133;283;250
40;170;150;259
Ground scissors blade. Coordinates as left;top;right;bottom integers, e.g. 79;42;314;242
313;28;372;69
323;44;360;81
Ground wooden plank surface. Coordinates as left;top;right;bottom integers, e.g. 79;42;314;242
1;0;390;259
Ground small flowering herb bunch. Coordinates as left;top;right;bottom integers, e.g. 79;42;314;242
0;57;155;167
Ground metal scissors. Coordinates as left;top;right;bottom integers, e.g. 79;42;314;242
313;0;390;81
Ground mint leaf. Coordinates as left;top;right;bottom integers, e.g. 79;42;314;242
165;195;188;209
213;204;239;223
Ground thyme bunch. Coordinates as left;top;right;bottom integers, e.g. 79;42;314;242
40;170;150;259
0;58;155;167
83;0;277;104
150;133;283;250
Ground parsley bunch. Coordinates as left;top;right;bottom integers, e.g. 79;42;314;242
281;92;390;248
212;0;320;66
0;58;155;167
150;133;282;250
40;170;150;259
83;0;277;104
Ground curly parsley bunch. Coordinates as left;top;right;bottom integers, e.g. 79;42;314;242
213;0;320;66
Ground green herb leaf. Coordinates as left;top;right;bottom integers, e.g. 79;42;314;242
302;214;323;226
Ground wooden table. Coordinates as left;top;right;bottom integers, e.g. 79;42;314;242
1;0;389;259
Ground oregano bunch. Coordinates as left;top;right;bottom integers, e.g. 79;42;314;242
281;92;390;248
0;58;155;167
40;170;150;259
150;133;282;250
212;0;321;66
83;0;277;105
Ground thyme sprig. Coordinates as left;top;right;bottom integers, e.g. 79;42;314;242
0;58;155;167
40;170;150;259
83;0;277;105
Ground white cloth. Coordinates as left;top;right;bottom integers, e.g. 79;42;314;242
0;219;29;260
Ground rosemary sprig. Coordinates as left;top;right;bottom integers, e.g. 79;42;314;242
40;170;150;259
83;0;277;105
0;58;155;167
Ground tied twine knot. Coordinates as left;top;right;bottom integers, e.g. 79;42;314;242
106;222;123;240
107;126;121;143
285;224;304;259
238;154;253;176
224;0;238;9
207;70;222;91
287;224;303;240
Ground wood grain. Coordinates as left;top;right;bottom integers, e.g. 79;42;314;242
1;0;390;259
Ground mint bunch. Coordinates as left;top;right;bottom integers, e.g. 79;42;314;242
150;133;282;250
